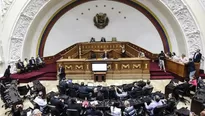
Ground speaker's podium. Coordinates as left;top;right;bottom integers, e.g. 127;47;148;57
92;63;107;82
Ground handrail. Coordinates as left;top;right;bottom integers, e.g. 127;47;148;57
43;41;159;64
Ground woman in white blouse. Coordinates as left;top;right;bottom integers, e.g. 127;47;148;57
110;102;122;116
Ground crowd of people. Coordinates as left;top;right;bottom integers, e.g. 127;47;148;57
15;55;45;73
158;49;202;81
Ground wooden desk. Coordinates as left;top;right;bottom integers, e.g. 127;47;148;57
165;59;200;78
56;58;150;80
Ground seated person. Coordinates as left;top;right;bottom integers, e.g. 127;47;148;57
78;82;89;94
90;51;96;59
16;59;25;73
68;98;82;113
82;97;89;108
179;54;189;64
123;100;137;116
200;110;205;116
33;91;47;112
12;103;24;116
23;58;31;72
85;103;103;116
50;93;65;113
189;76;197;86
132;82;142;91
115;86;127;98
29;57;37;70
102;50;109;59
32;109;42;116
144;95;164;115
166;93;177;113
138;51;145;58
198;77;205;88
90;37;96;42
143;80;153;90
110;102;121;116
173;81;191;101
100;37;106;42
172;52;180;62
36;55;45;68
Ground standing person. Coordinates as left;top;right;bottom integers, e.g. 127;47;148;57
58;64;65;82
3;65;12;83
102;50;109;59
120;45;126;58
187;58;196;80
193;49;202;63
158;51;166;72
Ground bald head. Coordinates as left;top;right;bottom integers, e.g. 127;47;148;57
200;110;205;116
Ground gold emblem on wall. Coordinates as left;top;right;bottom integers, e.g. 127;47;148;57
93;13;109;29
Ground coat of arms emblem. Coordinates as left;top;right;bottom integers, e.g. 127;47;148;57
93;13;109;29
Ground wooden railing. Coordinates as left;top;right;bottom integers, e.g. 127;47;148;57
43;43;77;64
43;41;158;64
126;42;158;60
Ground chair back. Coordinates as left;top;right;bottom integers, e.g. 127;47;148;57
143;87;153;95
68;88;77;97
153;104;167;116
66;109;79;116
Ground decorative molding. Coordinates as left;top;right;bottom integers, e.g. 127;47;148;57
9;0;49;63
160;0;202;56
199;0;205;11
1;0;14;18
9;37;23;61
12;15;32;38
0;40;3;64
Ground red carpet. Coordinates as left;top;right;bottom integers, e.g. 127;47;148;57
150;62;174;80
10;63;57;83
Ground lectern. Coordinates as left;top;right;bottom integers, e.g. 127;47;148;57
93;72;106;82
92;63;107;82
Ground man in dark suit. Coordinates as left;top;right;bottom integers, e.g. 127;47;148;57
50;93;65;115
100;37;106;42
102;50;109;59
193;49;202;63
58;64;66;82
68;99;82;114
187;58;196;80
17;59;25;73
3;65;12;82
90;37;96;42
90;51;96;59
29;57;37;70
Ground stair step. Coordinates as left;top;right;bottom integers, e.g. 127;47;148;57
38;76;57;80
150;76;173;80
150;72;172;76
